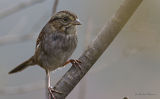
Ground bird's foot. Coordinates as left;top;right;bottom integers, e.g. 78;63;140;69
63;59;82;70
70;59;82;70
48;87;62;99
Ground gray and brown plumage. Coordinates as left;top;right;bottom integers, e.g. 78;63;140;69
9;10;81;98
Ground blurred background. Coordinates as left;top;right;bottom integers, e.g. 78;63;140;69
0;0;160;99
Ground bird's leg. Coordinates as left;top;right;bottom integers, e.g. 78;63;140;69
63;59;82;70
46;70;54;99
46;70;62;99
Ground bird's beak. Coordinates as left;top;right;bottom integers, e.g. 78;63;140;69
73;19;81;25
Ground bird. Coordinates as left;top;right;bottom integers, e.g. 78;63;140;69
8;10;81;99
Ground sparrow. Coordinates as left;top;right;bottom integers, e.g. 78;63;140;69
9;10;81;99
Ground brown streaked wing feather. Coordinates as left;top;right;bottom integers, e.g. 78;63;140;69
36;31;43;48
36;23;56;48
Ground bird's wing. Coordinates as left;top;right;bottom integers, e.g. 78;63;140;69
36;23;56;49
36;30;44;48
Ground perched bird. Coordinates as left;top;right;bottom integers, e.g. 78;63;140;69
9;10;81;98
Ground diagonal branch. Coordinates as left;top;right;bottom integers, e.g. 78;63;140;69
78;18;92;99
53;0;143;98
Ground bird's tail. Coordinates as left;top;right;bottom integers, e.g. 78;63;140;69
8;56;36;74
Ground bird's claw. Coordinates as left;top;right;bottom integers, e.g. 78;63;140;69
48;87;62;99
70;59;82;70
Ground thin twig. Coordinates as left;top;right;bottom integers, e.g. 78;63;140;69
53;0;143;98
52;0;59;15
0;0;45;19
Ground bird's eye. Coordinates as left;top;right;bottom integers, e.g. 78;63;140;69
63;17;69;22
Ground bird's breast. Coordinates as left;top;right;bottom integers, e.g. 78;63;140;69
38;32;77;70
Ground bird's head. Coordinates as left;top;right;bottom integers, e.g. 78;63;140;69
49;10;81;33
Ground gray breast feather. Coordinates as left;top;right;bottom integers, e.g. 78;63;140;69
43;33;77;55
38;32;77;70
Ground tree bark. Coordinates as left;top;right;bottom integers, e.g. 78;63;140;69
53;0;143;98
